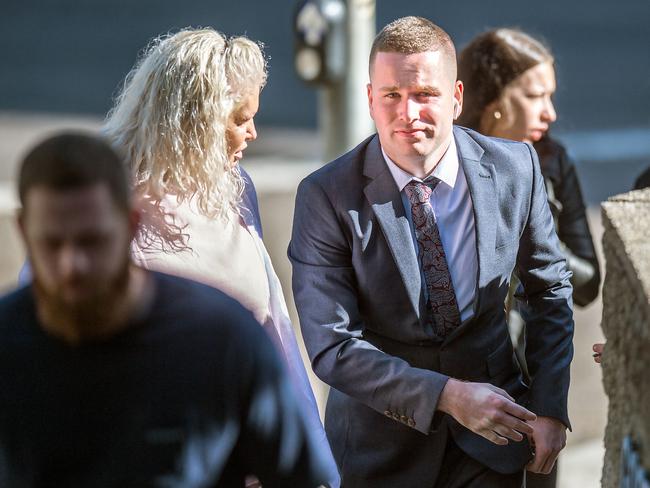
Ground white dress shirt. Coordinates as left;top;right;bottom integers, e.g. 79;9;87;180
382;136;478;322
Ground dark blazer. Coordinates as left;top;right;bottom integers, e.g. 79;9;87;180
289;126;574;486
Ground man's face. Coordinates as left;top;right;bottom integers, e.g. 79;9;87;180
19;183;135;326
368;50;463;171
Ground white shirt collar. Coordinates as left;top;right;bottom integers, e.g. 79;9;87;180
382;135;459;192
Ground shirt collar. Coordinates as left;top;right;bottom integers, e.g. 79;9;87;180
382;134;459;192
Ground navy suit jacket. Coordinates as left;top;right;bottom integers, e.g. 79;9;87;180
288;126;574;484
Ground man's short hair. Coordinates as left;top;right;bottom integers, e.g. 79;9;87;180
369;16;457;78
19;132;130;212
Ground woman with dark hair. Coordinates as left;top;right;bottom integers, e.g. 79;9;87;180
458;28;601;488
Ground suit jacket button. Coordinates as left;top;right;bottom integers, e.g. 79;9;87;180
384;410;392;417
407;418;416;427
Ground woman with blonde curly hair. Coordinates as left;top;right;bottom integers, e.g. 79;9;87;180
103;28;339;487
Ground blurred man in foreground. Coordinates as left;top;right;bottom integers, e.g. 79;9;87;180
0;132;328;487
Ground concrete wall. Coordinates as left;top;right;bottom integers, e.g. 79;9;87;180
600;188;650;486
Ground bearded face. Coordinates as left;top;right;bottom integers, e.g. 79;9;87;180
20;183;136;338
31;252;130;334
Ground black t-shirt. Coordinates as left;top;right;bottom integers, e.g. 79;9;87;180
0;272;326;487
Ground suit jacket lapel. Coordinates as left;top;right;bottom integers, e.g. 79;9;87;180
362;136;422;317
454;127;497;320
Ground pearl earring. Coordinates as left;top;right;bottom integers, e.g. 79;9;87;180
494;111;502;120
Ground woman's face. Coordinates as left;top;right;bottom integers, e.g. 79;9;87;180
489;61;557;143
226;91;260;165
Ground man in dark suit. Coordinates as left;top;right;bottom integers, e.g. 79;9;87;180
289;17;573;488
0;132;329;487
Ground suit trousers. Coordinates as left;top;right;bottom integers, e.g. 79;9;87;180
525;463;558;488
334;406;524;488
434;430;524;488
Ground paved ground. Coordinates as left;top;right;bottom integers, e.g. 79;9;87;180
0;112;618;486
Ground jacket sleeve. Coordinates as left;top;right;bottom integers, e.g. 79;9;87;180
288;176;449;435
553;148;600;306
516;143;574;429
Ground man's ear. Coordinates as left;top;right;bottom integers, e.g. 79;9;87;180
367;83;375;120
453;80;464;120
16;207;26;244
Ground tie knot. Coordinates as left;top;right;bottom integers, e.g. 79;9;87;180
405;180;437;204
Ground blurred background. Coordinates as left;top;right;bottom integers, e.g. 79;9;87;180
1;1;649;485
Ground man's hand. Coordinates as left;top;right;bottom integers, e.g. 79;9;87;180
526;416;567;474
437;379;536;445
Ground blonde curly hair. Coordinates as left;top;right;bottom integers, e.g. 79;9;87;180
103;28;267;225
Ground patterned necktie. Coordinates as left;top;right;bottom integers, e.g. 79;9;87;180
404;180;461;338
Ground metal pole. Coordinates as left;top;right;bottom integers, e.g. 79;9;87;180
320;0;375;162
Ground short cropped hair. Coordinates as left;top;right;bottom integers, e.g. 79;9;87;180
457;28;553;130
19;132;129;212
103;28;267;221
369;16;457;78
